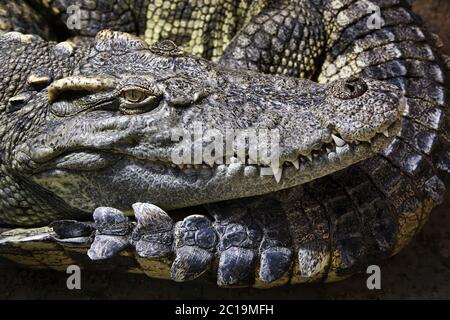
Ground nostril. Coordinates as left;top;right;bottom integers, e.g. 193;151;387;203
328;77;368;100
345;83;356;92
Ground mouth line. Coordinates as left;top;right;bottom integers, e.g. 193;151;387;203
123;122;399;169
34;120;400;185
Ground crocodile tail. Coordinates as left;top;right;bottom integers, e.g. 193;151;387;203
315;0;449;276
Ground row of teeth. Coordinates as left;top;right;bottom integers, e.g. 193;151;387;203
167;130;390;182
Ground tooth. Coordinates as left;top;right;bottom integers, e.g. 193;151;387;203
204;158;215;167
273;167;283;183
292;159;299;169
382;130;389;137
306;154;313;162
244;166;257;177
331;134;346;147
326;147;332;153
230;157;240;164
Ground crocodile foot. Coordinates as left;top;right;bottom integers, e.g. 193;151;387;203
51;201;294;287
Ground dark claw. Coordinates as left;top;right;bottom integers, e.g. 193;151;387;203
217;247;256;287
171;215;216;282
259;247;292;283
87;207;132;260
131;202;173;258
171;246;213;282
87;235;130;260
51;220;95;238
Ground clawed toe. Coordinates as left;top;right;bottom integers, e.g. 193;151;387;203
171;215;216;282
131;202;174;258
51;220;95;238
218;247;256;287
51;220;95;245
259;247;292;283
87;207;132;260
78;202;297;287
215;222;261;287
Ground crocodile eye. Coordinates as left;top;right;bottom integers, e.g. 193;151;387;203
119;88;162;115
122;89;148;103
329;77;368;100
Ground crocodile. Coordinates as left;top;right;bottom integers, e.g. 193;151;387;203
0;0;448;288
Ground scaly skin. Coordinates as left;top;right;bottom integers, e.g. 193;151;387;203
0;30;401;223
0;0;448;287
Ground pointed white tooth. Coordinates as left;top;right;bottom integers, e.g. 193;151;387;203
273;167;283;183
230;157;240;164
331;134;346;147
306;154;313;162
292;159;299;169
382;130;389;137
204;158;215;167
326;147;332;153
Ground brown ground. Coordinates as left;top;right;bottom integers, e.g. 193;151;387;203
1;0;450;299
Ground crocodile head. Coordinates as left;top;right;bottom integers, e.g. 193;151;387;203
5;31;404;217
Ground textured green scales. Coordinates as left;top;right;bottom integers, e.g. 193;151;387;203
0;0;448;287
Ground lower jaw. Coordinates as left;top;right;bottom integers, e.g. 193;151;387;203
31;122;398;214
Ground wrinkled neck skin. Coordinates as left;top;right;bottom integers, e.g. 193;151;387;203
1;30;403;225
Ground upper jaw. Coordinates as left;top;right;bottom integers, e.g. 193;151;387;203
25;77;405;193
31;115;401;186
29;118;401;213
